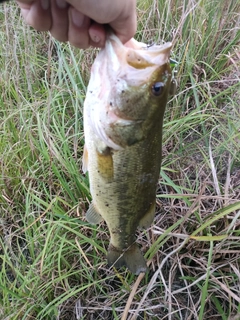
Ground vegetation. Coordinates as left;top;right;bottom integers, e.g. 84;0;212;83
0;0;240;319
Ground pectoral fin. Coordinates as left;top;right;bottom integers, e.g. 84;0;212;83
96;142;114;181
86;202;104;224
82;145;88;173
138;201;156;229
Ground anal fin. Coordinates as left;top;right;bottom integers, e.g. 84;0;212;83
138;201;156;229
96;148;114;181
86;202;104;224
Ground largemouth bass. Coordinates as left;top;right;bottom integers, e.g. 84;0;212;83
83;34;175;275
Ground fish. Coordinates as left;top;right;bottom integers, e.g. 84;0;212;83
82;33;175;275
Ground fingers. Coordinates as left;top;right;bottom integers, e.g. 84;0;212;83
17;0;105;48
16;0;137;48
109;8;137;45
67;0;137;44
17;0;52;31
50;0;69;42
17;0;70;42
68;7;91;49
88;22;106;48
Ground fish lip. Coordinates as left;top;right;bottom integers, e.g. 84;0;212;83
103;36;172;89
109;33;172;52
107;34;172;67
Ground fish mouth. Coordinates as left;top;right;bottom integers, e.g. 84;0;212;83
105;34;172;86
107;34;172;66
125;38;172;67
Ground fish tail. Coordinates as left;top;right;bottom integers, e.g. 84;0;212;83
107;243;147;275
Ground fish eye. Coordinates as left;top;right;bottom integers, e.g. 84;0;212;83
151;82;164;96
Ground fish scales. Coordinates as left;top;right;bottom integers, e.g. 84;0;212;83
83;34;175;274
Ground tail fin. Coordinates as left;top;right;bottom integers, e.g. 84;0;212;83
107;243;147;275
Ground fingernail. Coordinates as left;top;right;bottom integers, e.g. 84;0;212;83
41;0;49;10
71;9;84;27
56;0;67;9
90;33;100;43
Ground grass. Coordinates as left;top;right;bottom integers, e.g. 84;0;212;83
0;0;240;319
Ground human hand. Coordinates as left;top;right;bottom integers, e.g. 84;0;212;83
16;0;137;48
